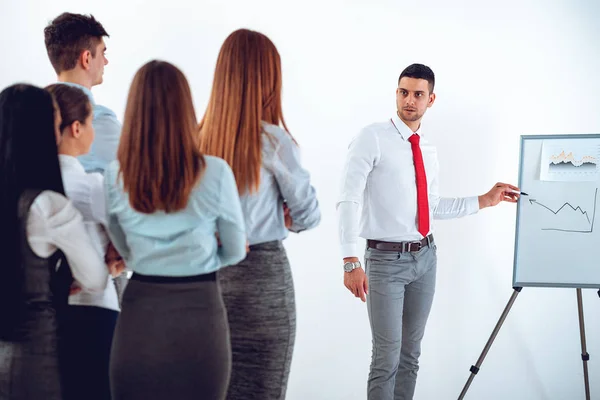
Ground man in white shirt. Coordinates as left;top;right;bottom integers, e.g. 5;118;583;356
337;64;519;400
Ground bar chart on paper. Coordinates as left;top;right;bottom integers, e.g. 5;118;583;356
514;134;600;288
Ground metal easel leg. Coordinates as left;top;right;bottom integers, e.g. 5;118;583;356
457;287;522;400
576;288;591;400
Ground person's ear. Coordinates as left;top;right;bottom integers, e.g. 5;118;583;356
428;93;436;108
69;121;82;139
80;50;92;71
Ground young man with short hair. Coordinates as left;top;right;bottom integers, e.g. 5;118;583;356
44;13;125;400
337;63;519;400
44;12;120;173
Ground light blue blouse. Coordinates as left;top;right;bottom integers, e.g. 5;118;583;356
104;156;247;277
241;122;321;245
57;82;121;174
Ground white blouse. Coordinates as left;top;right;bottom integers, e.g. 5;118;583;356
59;155;120;311
26;190;108;292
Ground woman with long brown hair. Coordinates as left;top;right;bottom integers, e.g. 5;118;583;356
105;60;247;400
199;29;321;400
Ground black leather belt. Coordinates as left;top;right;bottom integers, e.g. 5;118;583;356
367;234;434;252
131;272;216;283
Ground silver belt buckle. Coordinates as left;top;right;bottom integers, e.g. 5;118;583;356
404;240;421;252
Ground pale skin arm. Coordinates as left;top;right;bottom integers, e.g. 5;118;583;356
343;259;368;302
343;182;520;302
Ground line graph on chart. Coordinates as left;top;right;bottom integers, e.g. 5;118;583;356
527;188;598;233
541;142;600;182
548;150;597;172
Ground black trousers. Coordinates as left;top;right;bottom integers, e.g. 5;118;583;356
61;305;118;400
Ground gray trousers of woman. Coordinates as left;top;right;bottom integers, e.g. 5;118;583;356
219;241;296;400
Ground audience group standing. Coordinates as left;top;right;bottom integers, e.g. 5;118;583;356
0;12;320;400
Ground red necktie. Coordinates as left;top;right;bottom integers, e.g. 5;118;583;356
408;134;430;237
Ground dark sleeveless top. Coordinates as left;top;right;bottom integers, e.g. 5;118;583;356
0;190;73;400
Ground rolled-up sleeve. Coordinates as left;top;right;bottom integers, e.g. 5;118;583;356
271;136;320;233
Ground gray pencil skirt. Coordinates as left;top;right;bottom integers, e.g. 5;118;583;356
219;240;296;400
109;272;231;400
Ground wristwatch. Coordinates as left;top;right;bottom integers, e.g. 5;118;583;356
343;260;361;272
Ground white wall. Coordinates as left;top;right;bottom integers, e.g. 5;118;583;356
2;0;599;398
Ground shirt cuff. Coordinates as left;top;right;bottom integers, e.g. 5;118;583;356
466;196;480;215
340;243;359;259
288;221;305;234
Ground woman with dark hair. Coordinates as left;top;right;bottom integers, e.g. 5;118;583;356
0;83;108;400
46;83;124;400
105;60;247;400
199;29;321;400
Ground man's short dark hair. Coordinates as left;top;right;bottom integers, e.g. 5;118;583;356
398;64;435;93
44;13;109;74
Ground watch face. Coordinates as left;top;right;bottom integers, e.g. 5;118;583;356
344;262;358;272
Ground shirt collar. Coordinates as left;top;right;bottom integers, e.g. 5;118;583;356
58;154;86;174
391;113;423;141
57;82;96;106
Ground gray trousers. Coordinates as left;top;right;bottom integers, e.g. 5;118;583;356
365;243;437;400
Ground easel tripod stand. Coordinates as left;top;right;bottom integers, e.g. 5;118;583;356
457;287;600;400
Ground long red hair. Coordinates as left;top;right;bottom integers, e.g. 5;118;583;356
198;29;293;194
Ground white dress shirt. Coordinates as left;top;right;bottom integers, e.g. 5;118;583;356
337;114;480;258
59;155;120;311
26;190;108;291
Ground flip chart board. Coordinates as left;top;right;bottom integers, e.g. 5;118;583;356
513;134;600;288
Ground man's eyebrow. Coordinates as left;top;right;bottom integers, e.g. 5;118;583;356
398;88;425;94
